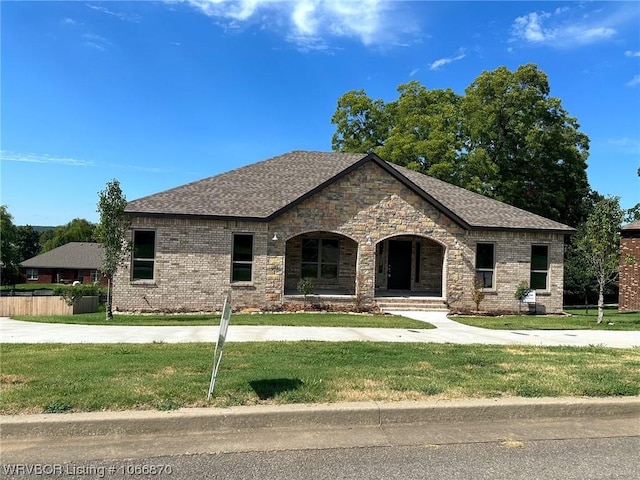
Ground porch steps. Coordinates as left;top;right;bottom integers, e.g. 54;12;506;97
376;297;449;313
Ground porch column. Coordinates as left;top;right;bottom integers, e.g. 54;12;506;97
356;242;376;304
265;237;285;305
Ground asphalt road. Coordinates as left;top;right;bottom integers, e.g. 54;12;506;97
3;437;639;480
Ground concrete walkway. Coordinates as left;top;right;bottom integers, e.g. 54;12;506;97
1;312;639;348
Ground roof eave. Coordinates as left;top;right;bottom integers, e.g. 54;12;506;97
125;211;269;223
468;225;576;235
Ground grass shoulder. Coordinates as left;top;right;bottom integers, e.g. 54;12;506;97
450;308;640;331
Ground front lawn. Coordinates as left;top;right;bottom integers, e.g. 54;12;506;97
1;342;638;414
451;307;640;331
9;311;434;329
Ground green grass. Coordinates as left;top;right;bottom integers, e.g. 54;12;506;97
451;308;640;331
1;283;106;292
1;342;638;414
10;311;434;329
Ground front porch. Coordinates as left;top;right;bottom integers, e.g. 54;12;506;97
281;232;447;311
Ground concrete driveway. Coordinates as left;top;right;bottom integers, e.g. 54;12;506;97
1;312;638;348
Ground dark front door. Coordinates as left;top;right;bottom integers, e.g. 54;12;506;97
387;240;412;290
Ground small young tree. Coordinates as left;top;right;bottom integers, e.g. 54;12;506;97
471;278;485;313
575;197;624;324
95;179;131;321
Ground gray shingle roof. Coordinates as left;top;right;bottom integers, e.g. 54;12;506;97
622;220;640;231
126;150;574;233
21;242;104;269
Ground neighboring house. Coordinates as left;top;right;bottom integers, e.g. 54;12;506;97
20;242;106;286
115;151;574;314
619;220;640;312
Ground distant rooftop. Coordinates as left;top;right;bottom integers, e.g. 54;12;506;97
21;242;104;269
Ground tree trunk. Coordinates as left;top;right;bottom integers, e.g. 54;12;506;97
106;277;113;321
597;285;604;324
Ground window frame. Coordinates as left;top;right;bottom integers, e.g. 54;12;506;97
26;268;38;281
475;242;495;289
231;233;254;283
530;244;549;291
131;229;156;282
301;238;340;282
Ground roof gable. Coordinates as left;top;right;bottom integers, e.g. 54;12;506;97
21;242;105;269
125;150;574;233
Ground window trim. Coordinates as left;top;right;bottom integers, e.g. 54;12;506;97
301;237;340;282
530;244;550;291
475;242;495;289
131;229;156;282
26;268;38;281
231;233;254;283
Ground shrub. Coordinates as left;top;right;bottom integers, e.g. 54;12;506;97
514;282;531;301
297;279;315;297
53;285;101;306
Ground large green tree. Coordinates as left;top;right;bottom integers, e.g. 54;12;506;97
0;205;20;285
42;218;96;252
95;179;130;321
574;197;625;323
331;64;590;226
15;225;42;262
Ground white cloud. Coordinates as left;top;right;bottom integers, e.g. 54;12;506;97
82;33;112;51
0;151;94;167
608;137;640;154
86;4;141;23
511;7;618;48
175;0;414;50
429;52;465;71
625;50;640;57
626;74;640;87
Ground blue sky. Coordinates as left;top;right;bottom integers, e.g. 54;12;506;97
2;1;639;227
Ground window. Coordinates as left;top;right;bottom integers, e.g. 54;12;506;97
301;238;339;280
232;234;253;282
530;245;549;290
475;243;495;288
90;270;99;283
132;230;156;281
26;268;38;280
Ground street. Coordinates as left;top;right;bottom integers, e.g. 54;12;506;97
2;436;639;480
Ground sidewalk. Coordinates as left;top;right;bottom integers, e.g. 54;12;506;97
1;312;639;347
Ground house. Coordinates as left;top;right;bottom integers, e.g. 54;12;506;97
115;151;574;314
20;242;107;286
619;220;640;312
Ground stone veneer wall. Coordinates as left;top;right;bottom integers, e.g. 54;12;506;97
267;161;466;307
115;160;567;313
619;233;640;312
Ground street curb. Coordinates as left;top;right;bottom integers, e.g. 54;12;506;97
2;397;639;440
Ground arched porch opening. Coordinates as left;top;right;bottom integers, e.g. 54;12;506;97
283;231;358;296
374;235;445;298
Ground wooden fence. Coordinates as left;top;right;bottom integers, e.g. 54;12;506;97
0;296;99;316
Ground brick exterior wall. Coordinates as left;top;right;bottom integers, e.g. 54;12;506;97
114;161;567;314
619;232;640;312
